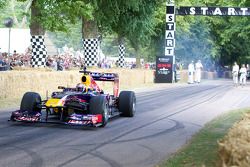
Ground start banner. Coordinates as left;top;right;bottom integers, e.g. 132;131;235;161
176;7;250;16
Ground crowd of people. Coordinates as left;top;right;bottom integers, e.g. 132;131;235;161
232;62;248;87
0;49;149;71
187;60;249;86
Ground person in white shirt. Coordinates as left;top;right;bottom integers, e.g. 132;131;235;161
188;61;195;84
195;60;203;83
232;62;239;87
239;64;247;87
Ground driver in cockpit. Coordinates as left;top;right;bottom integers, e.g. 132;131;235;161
76;83;86;92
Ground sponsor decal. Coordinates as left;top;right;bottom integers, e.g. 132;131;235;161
157;63;172;68
68;120;91;125
158;58;170;62
91;114;102;124
16;116;40;122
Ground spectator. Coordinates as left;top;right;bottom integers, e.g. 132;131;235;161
57;57;64;71
232;62;239;87
188;61;195;84
195;60;203;83
239;64;247;87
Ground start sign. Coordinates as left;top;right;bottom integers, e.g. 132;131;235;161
161;1;250;83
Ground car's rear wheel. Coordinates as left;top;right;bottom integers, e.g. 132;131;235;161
118;91;136;117
20;92;41;114
89;96;109;127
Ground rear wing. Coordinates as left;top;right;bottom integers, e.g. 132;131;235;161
79;71;119;82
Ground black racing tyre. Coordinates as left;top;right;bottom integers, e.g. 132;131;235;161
20;92;41;113
118;91;136;117
89;96;109;127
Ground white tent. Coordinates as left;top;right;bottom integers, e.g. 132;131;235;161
0;28;58;55
0;28;30;54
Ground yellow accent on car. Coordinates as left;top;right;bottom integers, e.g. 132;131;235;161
45;98;64;107
81;75;91;87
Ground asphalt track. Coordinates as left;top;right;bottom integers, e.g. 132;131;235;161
1;79;250;167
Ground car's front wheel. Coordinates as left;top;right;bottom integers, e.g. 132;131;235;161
118;91;136;117
20;92;42;114
89;96;109;127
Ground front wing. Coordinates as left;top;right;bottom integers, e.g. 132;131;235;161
9;110;104;127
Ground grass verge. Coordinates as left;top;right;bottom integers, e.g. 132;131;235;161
157;108;250;167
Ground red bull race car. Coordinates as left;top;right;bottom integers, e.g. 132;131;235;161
9;69;136;127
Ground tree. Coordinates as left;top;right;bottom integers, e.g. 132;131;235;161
0;0;7;8
204;0;250;66
96;0;163;67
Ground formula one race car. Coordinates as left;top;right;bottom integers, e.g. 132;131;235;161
9;69;136;127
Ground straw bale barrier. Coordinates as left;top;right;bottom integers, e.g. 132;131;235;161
218;113;250;167
0;68;154;101
0;69;217;107
181;70;218;81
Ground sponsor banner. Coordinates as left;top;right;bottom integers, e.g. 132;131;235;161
155;56;173;83
177;7;250;16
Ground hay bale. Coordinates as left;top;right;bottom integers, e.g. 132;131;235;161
0;69;154;107
218;113;250;167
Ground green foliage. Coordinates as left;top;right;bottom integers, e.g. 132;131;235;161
173;0;250;67
0;0;30;28
1;0;250;66
34;0;94;32
203;0;250;66
0;0;7;8
47;21;83;50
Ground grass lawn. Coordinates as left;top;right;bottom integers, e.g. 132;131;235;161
157;108;250;167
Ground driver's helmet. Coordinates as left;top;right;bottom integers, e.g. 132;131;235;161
76;83;85;92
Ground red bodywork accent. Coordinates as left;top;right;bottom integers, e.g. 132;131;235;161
92;114;103;124
90;78;102;92
79;99;87;103
113;78;119;97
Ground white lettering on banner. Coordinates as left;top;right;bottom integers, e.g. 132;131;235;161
241;8;248;15
166;14;175;22
178;7;250;16
190;7;195;15
201;7;208;15
213;8;222;15
228;8;236;15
